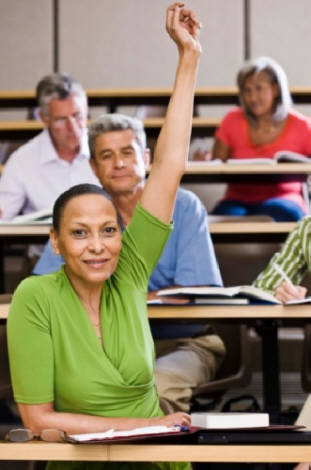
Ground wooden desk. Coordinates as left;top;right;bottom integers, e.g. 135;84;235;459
0;219;294;293
0;118;219;139
209;221;296;243
181;162;311;183
0;221;295;242
1;85;311;108
1;302;310;322
0;441;311;463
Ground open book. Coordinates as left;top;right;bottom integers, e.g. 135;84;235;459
191;412;269;429
156;285;311;305
67;425;191;443
1;208;52;225
226;150;310;165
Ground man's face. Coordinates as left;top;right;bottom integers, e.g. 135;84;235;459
91;129;149;197
41;95;87;153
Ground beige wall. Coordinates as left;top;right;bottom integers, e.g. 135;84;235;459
1;1;311;90
0;0;53;88
58;0;244;88
250;0;311;86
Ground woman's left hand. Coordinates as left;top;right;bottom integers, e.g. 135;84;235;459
166;3;202;55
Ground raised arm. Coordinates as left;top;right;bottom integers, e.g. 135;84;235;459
141;3;201;223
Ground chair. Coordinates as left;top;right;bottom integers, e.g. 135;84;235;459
301;324;311;393
0;325;11;399
191;324;252;410
0;294;13;400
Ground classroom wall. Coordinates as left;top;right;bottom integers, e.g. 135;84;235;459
250;0;311;86
58;0;244;88
0;0;53;89
1;0;311;90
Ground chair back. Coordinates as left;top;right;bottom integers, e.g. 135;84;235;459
301;324;311;392
0;325;12;399
192;324;251;399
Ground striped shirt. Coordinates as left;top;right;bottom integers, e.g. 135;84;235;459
254;216;311;294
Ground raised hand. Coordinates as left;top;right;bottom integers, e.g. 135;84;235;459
166;3;202;55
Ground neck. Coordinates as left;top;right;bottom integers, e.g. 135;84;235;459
252;113;275;128
49;132;80;163
56;145;80;163
112;186;144;227
65;267;102;311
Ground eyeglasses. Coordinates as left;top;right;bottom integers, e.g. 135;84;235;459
5;428;67;443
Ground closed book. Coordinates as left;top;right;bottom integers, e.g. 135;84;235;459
191;412;269;429
193;297;249;305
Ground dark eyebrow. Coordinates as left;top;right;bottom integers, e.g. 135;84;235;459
99;145;135;156
71;220;118;226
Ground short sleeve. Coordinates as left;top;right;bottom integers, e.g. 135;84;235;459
301;115;311;155
7;277;54;404
115;204;173;290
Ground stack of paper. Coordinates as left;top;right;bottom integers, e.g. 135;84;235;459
191;412;269;429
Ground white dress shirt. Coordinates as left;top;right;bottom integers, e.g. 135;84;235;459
0;128;100;220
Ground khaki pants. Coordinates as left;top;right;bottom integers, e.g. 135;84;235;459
155;334;226;413
296;394;311;429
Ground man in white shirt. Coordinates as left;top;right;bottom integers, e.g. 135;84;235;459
0;73;99;221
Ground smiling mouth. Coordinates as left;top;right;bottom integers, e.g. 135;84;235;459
112;174;130;179
83;259;110;267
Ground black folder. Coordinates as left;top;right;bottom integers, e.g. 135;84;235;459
196;425;310;444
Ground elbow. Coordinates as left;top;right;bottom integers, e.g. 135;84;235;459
18;402;55;435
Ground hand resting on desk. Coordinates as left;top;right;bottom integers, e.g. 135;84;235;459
275;281;307;303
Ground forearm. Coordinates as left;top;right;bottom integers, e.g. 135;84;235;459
19;402;190;436
142;51;199;221
19;404;155;435
211;138;230;161
254;225;308;293
140;4;202;222
153;50;200;175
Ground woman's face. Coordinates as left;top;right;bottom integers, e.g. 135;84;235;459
50;193;121;287
241;70;279;118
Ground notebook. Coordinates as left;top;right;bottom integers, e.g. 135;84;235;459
191;412;269;429
196;426;308;444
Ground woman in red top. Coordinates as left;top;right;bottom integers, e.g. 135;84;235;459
212;56;311;221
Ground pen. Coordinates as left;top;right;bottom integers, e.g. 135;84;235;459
272;262;296;289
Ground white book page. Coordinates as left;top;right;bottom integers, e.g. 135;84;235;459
156;285;280;304
286;296;311;305
226;158;274;165
69;425;180;442
1;208;52;224
274;150;310;163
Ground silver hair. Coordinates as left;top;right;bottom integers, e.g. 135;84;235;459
237;56;293;122
88;113;147;159
36;73;87;117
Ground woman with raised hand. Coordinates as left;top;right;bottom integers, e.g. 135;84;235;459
7;3;201;470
